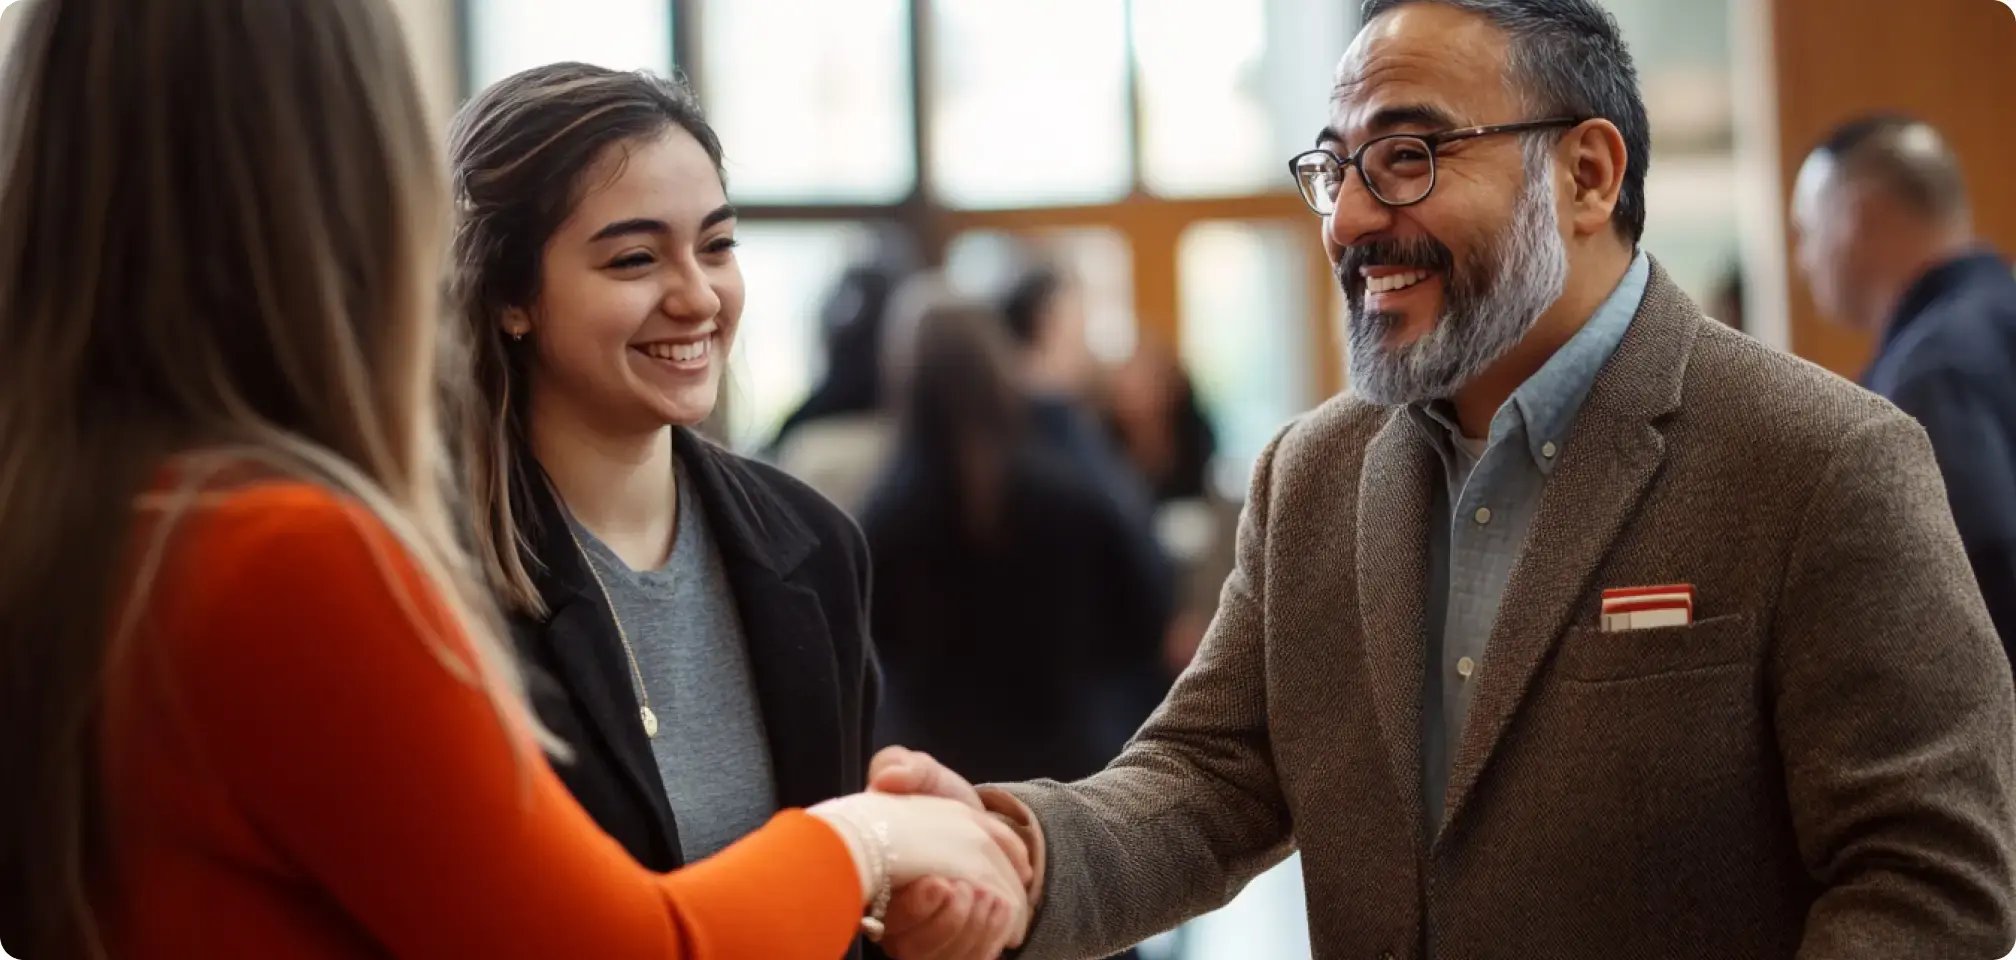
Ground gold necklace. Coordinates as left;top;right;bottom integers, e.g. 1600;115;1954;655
561;519;661;739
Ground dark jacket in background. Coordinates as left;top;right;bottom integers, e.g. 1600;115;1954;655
766;265;898;457
862;442;1168;785
1863;249;2016;660
1029;393;1178;738
508;429;882;955
1030;393;1157;522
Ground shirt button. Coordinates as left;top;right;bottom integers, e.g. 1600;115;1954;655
1542;441;1558;459
1474;507;1492;525
1457;656;1477;678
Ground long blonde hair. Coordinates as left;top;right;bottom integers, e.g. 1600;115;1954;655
0;0;540;954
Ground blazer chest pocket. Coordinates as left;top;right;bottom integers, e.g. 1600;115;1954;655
1557;613;1757;683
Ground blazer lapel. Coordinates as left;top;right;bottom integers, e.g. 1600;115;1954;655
732;569;847;809
676;431;849;811
1436;262;1700;841
1356;406;1439;846
540;594;682;838
515;460;683;859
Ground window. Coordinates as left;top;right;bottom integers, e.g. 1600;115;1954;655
724;222;880;449
1134;0;1352;197
1133;0;1271;196
944;228;1137;362
926;0;1133;208
458;0;1348;460
1606;0;1741;308
464;0;672;93
700;0;915;203
1177;221;1313;486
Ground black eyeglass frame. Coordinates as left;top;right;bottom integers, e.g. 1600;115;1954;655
1287;117;1588;214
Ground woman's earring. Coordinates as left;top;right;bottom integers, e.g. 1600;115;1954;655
510;330;526;342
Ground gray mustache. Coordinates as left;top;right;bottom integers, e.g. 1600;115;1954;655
1336;237;1454;296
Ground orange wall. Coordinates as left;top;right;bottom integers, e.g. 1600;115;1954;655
1770;0;2016;377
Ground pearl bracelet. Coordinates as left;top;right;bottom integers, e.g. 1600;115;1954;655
819;806;895;941
856;818;893;940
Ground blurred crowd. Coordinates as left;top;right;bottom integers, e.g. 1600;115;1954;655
767;260;1240;791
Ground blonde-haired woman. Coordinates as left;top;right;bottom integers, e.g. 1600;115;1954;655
0;1;1026;957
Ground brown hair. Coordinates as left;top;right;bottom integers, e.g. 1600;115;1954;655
448;63;725;617
0;0;538;954
882;282;1030;546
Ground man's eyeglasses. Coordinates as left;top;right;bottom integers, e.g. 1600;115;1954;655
1287;117;1585;215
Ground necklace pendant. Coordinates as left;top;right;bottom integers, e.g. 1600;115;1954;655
640;706;660;738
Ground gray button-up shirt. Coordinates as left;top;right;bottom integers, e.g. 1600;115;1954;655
1415;251;1649;828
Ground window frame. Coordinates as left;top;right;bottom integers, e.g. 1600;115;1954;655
453;0;1345;433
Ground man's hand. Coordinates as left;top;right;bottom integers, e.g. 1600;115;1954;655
870;746;983;809
870;747;1025;959
879;876;1023;960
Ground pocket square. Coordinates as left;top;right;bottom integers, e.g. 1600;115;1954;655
1601;583;1695;632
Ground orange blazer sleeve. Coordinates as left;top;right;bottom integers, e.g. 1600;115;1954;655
141;483;862;958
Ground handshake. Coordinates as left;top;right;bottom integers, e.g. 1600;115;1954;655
811;746;1038;960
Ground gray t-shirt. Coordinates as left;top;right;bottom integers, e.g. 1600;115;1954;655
566;464;779;861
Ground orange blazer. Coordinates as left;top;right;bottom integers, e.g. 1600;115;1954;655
98;481;861;958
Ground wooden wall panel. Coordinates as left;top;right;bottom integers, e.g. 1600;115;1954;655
1768;0;2016;377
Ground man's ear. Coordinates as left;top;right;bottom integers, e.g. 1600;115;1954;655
1561;118;1628;240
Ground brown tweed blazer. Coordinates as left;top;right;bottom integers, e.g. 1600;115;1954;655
996;262;2016;960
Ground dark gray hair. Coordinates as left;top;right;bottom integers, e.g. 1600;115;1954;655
1360;0;1650;244
1812;114;1970;224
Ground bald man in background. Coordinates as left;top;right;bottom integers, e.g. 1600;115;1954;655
1794;115;2016;661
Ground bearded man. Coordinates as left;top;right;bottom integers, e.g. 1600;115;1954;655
869;1;2016;958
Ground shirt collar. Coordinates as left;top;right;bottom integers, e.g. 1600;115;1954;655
1410;250;1650;475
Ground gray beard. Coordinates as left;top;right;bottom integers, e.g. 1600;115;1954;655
1343;153;1569;407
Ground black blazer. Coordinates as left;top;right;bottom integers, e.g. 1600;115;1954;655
507;428;879;873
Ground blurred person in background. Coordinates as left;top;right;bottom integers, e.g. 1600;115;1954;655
1106;340;1237;674
0;1;1029;956
1001;266;1157;520
1106;340;1219;505
1000;266;1178;739
1794;114;2016;658
861;283;1168;791
768;263;904;517
451;64;1010;955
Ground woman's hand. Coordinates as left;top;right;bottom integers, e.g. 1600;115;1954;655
811;791;1032;955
